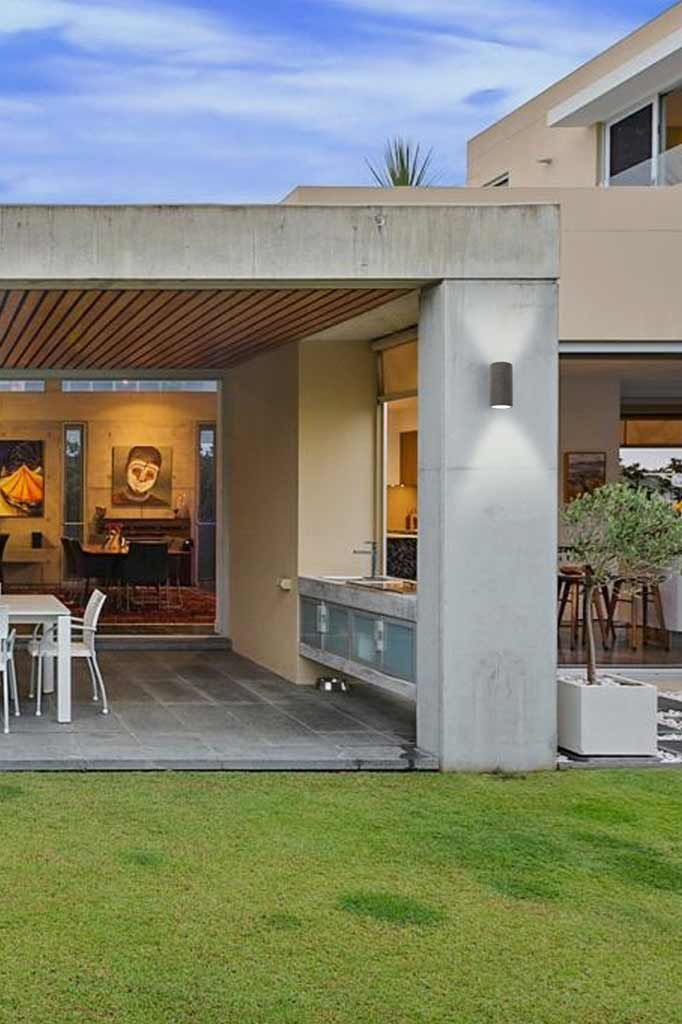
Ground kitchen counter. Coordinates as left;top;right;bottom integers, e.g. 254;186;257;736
299;576;417;621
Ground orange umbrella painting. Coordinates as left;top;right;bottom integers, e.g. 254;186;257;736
0;441;44;517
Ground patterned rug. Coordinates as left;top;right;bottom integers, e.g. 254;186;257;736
4;584;217;625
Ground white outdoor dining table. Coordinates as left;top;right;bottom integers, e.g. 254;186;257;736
1;595;72;723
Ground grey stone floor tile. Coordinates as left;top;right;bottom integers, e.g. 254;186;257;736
273;699;374;734
114;703;187;736
187;679;261;704
226;705;320;743
138;678;214;704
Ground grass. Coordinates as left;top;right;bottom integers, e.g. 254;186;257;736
2;770;682;1023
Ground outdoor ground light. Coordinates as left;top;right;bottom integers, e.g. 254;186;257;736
490;361;513;409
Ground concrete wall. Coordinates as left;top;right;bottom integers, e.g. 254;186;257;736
0;382;216;584
466;5;682;186
286;185;682;344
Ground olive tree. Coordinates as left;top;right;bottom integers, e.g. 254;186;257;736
562;482;682;684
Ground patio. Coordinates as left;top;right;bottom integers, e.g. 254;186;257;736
0;648;432;771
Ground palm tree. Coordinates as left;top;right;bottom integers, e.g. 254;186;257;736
366;137;437;187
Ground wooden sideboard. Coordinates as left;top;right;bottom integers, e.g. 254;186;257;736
101;517;193;585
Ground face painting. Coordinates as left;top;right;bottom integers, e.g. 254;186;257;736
126;458;160;496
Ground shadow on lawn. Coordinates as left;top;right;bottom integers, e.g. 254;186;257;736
416;813;682;903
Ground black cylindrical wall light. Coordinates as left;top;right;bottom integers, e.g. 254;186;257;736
490;361;513;409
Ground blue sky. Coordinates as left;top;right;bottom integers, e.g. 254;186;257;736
0;0;671;202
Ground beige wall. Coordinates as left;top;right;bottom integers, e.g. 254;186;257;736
298;337;377;579
466;4;682;186
0;383;216;585
228;335;378;682
285;185;682;344
559;370;622;508
227;344;300;680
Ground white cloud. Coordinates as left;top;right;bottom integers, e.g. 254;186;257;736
0;0;646;201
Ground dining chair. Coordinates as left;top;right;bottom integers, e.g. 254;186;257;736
28;589;109;717
0;606;20;735
122;542;169;611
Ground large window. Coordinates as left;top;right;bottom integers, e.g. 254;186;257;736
63;424;85;544
606;85;682;186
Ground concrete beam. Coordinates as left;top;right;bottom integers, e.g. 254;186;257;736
418;279;559;772
0;204;558;287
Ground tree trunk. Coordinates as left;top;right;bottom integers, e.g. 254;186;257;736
584;579;598;685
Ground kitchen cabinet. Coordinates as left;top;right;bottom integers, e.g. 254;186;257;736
300;597;415;684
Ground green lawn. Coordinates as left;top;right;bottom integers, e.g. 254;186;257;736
2;770;682;1024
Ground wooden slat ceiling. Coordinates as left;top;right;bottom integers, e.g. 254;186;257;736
0;288;409;370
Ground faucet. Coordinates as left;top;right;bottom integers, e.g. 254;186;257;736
353;540;378;579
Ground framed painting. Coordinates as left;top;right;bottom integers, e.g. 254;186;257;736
0;440;44;517
563;451;607;502
112;445;172;508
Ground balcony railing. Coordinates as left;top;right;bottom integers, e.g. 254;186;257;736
609;142;682;187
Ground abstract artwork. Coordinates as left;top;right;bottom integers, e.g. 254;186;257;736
112;445;172;508
0;440;44;517
563;451;607;502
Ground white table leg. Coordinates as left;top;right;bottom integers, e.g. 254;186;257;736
56;614;72;724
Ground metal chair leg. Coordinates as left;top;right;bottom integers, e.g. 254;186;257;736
90;654;109;715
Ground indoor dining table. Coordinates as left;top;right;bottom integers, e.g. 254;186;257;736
1;595;72;723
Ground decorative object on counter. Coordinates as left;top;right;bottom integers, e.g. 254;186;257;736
112;445;172;508
563;451;606;502
560;482;682;755
404;507;418;532
31;531;42;549
174;493;189;519
490;361;513;409
316;675;350;694
0;440;44;518
103;522;127;553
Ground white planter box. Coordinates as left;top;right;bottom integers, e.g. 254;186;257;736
557;677;657;756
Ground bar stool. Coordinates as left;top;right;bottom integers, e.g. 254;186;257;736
609;579;671;651
558;566;610;651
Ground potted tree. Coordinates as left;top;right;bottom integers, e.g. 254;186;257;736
560;482;682;756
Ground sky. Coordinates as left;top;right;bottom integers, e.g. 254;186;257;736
0;0;672;203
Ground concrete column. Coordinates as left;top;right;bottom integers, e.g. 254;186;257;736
418;279;558;772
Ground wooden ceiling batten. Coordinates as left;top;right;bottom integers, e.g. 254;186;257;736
194;289;401;370
74;289;225;370
0;287;409;370
121;289;283;369
136;289;325;370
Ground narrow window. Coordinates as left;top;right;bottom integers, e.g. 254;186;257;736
660;86;682;185
197;424;216;585
63;423;85;545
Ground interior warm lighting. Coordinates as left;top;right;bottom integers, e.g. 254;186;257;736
490;361;513;409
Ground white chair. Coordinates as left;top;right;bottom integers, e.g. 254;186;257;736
0;607;20;735
28;589;109;717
